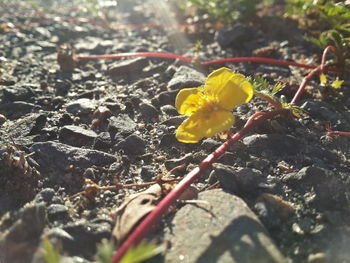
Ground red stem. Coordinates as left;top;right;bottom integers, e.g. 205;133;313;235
326;130;350;136
202;57;316;69
321;46;337;72
77;52;193;63
77;52;318;70
290;66;321;104
111;109;290;263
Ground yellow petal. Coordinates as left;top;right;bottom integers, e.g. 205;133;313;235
319;73;327;85
175;87;204;115
176;110;235;143
204;67;253;110
331;78;344;89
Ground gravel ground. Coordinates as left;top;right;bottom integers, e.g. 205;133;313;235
0;1;350;263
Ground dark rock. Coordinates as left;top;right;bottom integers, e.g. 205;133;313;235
243;134;302;156
159;133;178;148
164;153;192;170
108;57;148;76
282;166;327;187
209;163;239;193
54;79;71;96
160;105;178;116
161;115;186;126
301;100;343;122
140;165;157;180
247;158;270;170
59;113;74;126
1;113;47;145
2;85;36;102
139;102;159;121
156;90;178;106
210;164;265;195
254;201;282;229
167;65;206;90
47;204;69;222
93;132;112;151
201;138;221;151
62;220;112;258
164;189;287;263
0;114;6;126
107;114;137;138
59;125;98;147
30;141;117;171
35;188;55;203
215;23;255;48
0;101;37;119
114;134;146;156
65;98;97;116
0;203;46;263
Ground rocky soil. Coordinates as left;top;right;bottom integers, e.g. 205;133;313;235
0;0;349;263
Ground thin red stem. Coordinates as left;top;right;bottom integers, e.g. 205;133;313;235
290;66;321;105
202;57;317;69
321;46;337;72
77;52;319;70
111;109;290;263
77;52;194;63
326;130;350;136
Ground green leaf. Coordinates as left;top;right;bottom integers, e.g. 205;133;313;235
41;237;60;263
120;240;165;263
96;239;115;263
271;82;285;95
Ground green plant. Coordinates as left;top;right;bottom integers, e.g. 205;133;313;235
178;0;261;24
286;0;350;53
41;237;61;263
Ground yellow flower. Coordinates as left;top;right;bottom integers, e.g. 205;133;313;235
331;78;344;89
175;67;253;143
319;73;327;86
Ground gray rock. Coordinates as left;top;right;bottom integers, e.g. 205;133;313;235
214;23;255;48
156;90;178;106
34;27;51;39
62;220;112;258
108;57;148;76
54;79;71;96
201;138;221;151
30;141;117;171
140;165;157;180
243;134;302;156
65;98;97;116
107;114;137;137
47;204;69;222
164;189;287;263
0;101;37;119
301;100;343;121
1;113;47;145
3;85;36;102
167;65;206;90
0;203;46;263
34;188;55;203
59;125;98;147
93;132;112;151
161;115;186;126
114;134;146;156
282;166;327;187
160;105;178;116
139;102;159;121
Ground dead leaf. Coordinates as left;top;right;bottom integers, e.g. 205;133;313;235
112;184;162;242
111;182;198;243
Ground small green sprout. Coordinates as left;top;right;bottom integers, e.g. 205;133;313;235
41;237;61;263
120;240;165;263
